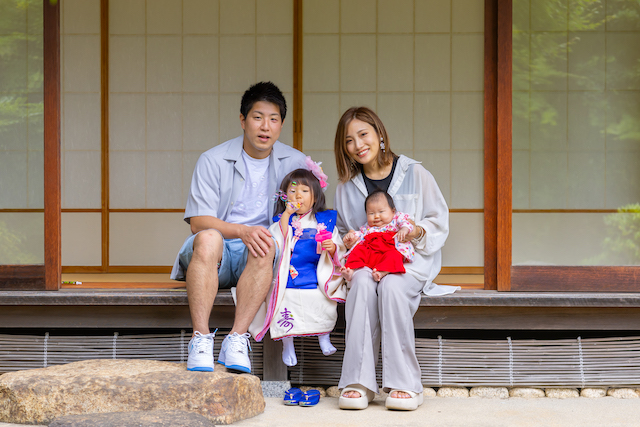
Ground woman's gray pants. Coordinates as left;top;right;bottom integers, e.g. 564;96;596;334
338;267;424;395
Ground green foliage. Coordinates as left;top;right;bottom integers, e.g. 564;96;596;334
512;0;640;146
602;204;640;264
0;0;43;150
0;219;40;264
587;204;640;265
606;113;640;142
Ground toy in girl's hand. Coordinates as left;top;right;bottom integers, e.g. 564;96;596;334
315;230;333;244
274;190;301;212
287;201;301;210
315;223;333;252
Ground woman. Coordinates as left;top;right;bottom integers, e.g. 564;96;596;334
333;107;455;411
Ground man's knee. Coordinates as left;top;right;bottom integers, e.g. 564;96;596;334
246;242;275;268
193;229;223;261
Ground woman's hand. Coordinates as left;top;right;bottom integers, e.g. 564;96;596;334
396;226;411;242
402;219;422;242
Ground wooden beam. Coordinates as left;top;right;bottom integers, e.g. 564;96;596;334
414;306;640;330
4;303;640;331
0;266;45;290
43;0;61;291
483;0;498;291
512;266;640;292
106;266;173;274
440;266;484;275
0;306;224;328
62;265;174;274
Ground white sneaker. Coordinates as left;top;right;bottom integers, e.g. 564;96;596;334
218;332;252;373
187;330;216;372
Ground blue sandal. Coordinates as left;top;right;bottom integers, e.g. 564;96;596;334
284;388;303;405
299;389;321;407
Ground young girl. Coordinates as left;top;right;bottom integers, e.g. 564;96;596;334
249;162;347;367
341;190;415;282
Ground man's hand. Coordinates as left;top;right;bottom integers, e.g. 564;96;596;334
240;225;273;258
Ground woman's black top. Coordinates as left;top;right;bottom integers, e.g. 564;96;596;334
361;156;398;195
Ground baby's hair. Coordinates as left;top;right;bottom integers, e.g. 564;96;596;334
274;169;327;217
364;189;395;212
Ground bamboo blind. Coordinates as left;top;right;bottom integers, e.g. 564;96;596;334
289;333;640;388
0;331;263;377
4;331;640;388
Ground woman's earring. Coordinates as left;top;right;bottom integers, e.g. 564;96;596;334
380;138;385;152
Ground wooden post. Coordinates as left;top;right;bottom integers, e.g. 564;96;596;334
483;0;498;290
262;333;288;381
496;0;512;291
293;0;303;151
44;0;61;291
101;0;110;272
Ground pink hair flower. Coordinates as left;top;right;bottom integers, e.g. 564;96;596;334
305;156;328;189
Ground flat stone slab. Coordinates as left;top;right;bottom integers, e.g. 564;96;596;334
0;359;264;425
49;410;215;427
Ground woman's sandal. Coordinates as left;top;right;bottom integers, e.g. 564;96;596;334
283;388;303;405
338;384;375;410
299;389;321;407
385;389;424;411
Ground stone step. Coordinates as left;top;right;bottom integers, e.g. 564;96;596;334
0;359;264;425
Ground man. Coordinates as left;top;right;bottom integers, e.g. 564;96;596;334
171;82;307;373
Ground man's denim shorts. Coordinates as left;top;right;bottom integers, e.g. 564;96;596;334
178;232;248;289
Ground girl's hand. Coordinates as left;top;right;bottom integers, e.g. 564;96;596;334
321;239;336;251
322;239;336;257
285;200;301;215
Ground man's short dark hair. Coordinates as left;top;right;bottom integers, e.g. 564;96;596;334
240;81;287;121
365;189;396;212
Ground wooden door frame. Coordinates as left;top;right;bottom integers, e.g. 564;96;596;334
11;0;639;292
0;0;60;290
483;0;640;292
484;0;512;291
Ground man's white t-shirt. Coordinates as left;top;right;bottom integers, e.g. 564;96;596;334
225;150;270;227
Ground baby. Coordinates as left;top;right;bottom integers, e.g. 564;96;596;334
341;190;415;282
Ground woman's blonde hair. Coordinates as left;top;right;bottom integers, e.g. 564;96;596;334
334;106;395;182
